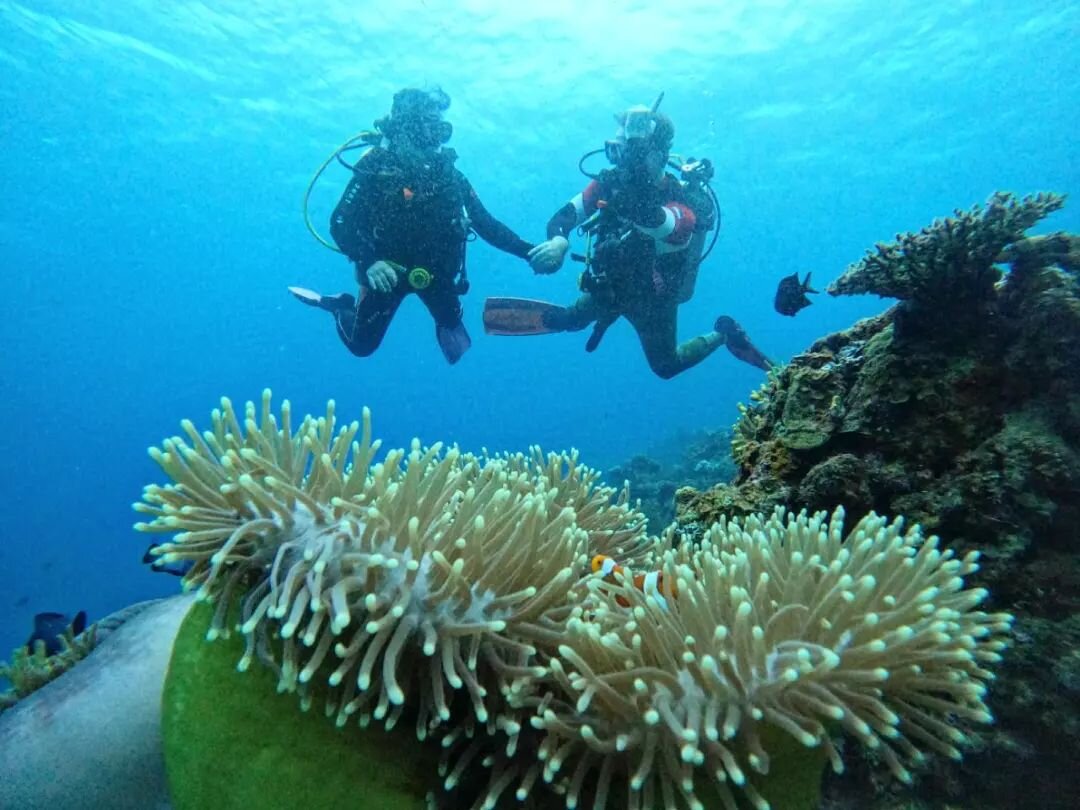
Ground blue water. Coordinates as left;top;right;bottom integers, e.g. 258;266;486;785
0;0;1077;658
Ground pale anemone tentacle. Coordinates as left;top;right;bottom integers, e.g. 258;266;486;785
135;390;648;752
515;507;1013;810
135;393;1012;810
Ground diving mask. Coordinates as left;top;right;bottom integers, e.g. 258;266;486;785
604;136;656;168
605;103;660;165
377;114;453;150
619;105;657;141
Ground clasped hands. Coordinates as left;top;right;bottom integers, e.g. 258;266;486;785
527;236;569;275
525;189;656;276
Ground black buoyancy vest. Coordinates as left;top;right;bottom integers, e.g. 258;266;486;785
363;148;469;276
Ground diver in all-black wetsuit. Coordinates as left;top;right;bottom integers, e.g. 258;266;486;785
520;104;773;379
290;87;534;365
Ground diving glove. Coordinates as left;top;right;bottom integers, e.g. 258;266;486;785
365;260;400;293
527;237;569;274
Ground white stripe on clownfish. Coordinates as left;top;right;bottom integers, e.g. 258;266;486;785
589;554;677;609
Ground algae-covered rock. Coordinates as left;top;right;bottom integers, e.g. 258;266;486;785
608;428;737;531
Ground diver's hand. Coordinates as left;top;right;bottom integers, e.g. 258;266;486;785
527;236;569;274
365;260;399;293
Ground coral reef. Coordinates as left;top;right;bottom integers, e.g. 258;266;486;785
827;192;1065;302
0;622;98;714
608;427;737;531
678;194;1078;809
137;392;1011;810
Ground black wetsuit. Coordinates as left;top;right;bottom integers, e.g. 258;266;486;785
542;169;721;379
329;146;532;357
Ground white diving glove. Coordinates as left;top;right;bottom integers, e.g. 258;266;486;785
365;260;400;293
527;236;569;275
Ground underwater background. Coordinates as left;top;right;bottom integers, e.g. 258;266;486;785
0;0;1077;675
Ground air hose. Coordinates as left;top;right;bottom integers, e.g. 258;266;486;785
303;131;380;254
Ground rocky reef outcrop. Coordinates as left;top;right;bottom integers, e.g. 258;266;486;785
677;192;1079;810
607;427;736;530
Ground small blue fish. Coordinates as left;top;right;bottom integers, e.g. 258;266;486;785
26;610;87;656
774;271;818;316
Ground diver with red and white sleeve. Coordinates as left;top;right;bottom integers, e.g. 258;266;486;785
483;96;772;378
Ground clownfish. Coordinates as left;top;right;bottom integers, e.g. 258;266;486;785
590;554;677;608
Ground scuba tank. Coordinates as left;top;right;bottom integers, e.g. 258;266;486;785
674;157;719;304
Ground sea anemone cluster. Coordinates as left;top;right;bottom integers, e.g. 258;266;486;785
533;510;1008;810
136;391;1012;810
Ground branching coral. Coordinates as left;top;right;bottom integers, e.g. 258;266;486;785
0;623;98;714
995;232;1080;279
827;191;1065;303
135;390;649;743
522;508;1012;810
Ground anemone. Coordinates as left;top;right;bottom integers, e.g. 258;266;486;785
136;393;1011;810
513;507;1012;810
135;390;648;745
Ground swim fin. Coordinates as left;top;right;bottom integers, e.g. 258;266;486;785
483;297;564;336
715;315;774;371
436;321;472;365
585;313;619;352
288;286;353;313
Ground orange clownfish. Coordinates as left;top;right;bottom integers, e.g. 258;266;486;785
590;554;678;608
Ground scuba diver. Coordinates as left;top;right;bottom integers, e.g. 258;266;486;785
290;87;535;365
483;96;772;378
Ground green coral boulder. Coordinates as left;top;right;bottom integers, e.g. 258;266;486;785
162;602;439;810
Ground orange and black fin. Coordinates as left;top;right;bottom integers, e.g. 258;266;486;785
483;297;563;336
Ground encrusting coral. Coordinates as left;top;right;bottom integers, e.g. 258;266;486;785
136;392;1013;810
678;192;1075;810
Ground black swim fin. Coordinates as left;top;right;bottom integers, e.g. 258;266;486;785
585;313;619;352
436;321;472;365
483;297;564;336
